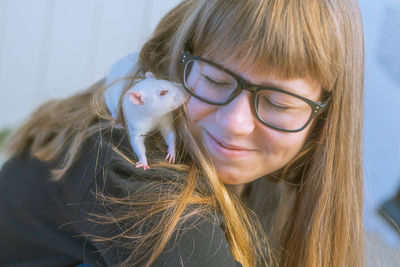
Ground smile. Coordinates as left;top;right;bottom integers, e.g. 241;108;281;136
204;130;256;158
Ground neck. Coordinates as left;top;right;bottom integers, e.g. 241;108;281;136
232;184;246;197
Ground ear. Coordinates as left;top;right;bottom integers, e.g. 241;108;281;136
127;91;144;105
145;71;156;79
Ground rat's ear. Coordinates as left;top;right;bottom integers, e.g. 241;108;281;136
145;72;156;79
127;91;144;105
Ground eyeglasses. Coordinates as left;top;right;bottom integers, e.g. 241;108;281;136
180;51;329;132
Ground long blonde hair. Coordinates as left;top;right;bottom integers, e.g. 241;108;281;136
7;0;364;266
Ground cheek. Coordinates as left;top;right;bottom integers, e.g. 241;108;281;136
258;126;309;161
185;97;216;124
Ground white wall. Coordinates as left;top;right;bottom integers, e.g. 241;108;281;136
0;0;180;129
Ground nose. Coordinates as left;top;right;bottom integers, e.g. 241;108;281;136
216;91;256;135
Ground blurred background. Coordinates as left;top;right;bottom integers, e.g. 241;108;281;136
0;0;399;265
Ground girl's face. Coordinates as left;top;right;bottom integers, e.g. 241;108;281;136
185;56;322;185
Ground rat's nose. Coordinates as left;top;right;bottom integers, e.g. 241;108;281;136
216;91;255;136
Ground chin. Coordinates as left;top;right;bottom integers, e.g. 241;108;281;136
219;177;242;185
216;168;253;185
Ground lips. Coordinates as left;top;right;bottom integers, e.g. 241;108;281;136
205;130;256;153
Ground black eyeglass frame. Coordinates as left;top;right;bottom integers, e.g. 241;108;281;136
180;51;329;133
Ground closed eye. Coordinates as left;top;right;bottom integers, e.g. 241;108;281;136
263;97;289;112
203;75;232;88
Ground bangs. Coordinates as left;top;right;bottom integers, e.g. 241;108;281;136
191;0;344;92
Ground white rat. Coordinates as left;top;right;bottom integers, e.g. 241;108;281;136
122;72;188;169
104;55;188;170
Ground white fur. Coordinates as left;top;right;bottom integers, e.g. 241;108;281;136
104;55;188;169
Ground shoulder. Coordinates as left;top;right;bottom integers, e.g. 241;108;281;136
73;131;242;266
78;181;241;266
153;213;242;267
0;129;243;266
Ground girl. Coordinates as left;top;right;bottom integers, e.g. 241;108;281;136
0;0;364;266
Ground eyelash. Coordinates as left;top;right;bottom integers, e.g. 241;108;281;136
263;97;288;112
204;75;231;88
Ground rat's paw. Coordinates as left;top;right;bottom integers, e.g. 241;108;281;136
136;161;150;170
166;146;176;164
165;152;176;164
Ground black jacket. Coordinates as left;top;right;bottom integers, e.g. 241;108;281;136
0;130;246;267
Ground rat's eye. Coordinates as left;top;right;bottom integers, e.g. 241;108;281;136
160;90;168;96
